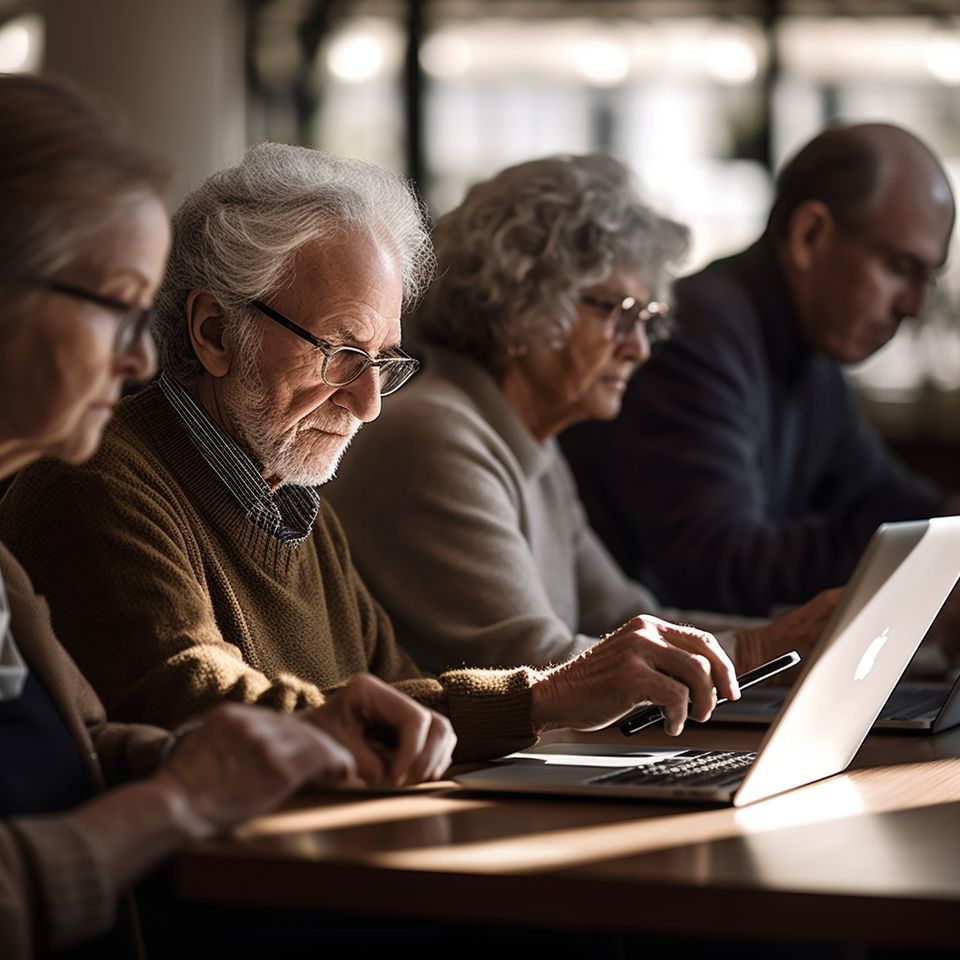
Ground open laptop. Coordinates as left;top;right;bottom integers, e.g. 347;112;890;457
713;653;960;733
456;517;960;807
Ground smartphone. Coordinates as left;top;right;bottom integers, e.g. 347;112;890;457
619;650;802;736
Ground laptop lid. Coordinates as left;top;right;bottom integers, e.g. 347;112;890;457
456;518;960;806
734;517;960;804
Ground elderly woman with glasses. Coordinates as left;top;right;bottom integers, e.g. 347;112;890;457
0;74;455;959
327;154;836;677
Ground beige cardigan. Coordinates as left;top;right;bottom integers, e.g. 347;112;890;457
0;541;169;959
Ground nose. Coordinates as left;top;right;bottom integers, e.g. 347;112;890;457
334;366;382;422
118;329;157;382
616;320;651;365
896;277;931;322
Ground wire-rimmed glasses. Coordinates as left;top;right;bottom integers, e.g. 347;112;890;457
580;293;672;344
250;299;419;397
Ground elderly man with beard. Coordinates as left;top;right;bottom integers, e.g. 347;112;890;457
0;144;748;759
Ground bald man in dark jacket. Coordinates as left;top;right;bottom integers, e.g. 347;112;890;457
562;123;955;616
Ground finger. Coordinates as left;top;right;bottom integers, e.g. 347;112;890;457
408;713;456;784
657;622;739;701
386;709;432;787
397;735;434;786
348;677;434;787
393;714;437;786
426;716;457;781
304;693;385;784
647;644;717;723
639;672;690;736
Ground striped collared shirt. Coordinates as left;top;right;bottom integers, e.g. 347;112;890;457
158;372;320;546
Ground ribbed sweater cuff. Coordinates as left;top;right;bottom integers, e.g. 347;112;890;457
9;815;115;950
443;667;542;763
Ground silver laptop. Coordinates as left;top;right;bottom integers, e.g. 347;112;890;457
456;518;960;807
713;657;960;733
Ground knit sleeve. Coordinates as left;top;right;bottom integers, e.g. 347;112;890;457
0;825;34;960
0;454;327;730
397;666;541;762
1;815;115;955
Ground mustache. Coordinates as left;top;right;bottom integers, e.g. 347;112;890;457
295;411;363;437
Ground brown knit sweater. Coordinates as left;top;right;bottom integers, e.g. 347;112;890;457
0;384;540;761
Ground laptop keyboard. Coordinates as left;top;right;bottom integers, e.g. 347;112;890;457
879;687;944;722
586;750;757;788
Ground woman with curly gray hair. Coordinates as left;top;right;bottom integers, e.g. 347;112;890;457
414;152;683;384
327;153;835;676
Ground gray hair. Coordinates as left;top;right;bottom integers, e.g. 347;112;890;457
0;74;167;311
155;142;434;383
410;154;689;376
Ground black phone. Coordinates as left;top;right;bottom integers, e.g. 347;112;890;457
619;650;802;736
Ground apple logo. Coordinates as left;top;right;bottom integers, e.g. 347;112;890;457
855;627;890;681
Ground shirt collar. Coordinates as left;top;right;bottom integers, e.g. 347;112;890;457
157;371;320;545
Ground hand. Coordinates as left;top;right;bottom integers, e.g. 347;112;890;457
530;615;739;736
920;582;960;673
305;673;456;788
154;703;357;838
735;587;842;673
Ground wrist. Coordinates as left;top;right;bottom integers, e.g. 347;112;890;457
146;773;218;844
529;672;563;733
158;717;204;766
68;776;217;894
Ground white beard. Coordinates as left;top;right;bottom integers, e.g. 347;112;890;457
222;371;363;488
256;415;362;487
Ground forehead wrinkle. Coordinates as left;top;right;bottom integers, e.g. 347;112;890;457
324;323;362;342
310;312;402;355
283;231;404;350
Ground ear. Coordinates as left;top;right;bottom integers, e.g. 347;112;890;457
785;199;834;272
186;290;232;378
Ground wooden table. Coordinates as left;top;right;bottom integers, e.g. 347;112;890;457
173;723;960;950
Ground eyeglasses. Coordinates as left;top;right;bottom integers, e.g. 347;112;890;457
39;280;156;355
580;293;672;344
250;299;419;397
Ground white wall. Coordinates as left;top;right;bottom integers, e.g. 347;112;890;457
41;0;246;206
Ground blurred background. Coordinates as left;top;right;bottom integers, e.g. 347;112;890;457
4;0;960;479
